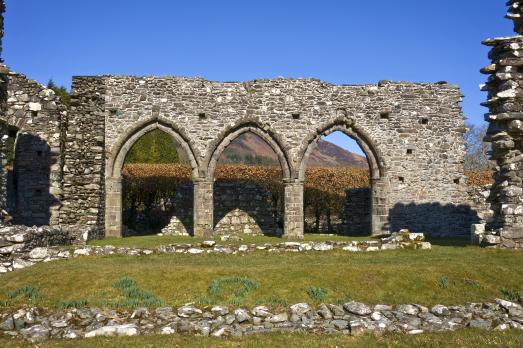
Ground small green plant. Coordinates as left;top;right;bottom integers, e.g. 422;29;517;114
59;299;88;309
7;286;41;302
112;277;137;289
255;295;288;307
111;277;164;307
500;288;522;302
438;276;450;289
207;276;260;304
208;276;260;297
307;286;327;303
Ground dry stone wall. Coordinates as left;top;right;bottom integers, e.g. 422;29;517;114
3;299;523;342
481;0;523;248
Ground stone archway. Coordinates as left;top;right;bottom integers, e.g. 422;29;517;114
297;119;389;236
206;122;292;180
201;122;292;237
62;76;467;241
105;118;199;237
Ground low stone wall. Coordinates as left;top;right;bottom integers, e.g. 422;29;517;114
1;298;522;342
158;182;280;236
0;231;430;275
0;225;75;273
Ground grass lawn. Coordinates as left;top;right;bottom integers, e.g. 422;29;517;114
88;233;382;248
0;244;521;309
0;330;522;347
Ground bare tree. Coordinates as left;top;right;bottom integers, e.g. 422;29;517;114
464;123;490;170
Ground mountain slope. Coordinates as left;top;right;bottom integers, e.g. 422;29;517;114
219;133;367;168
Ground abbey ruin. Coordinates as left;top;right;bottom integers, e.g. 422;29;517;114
0;0;521;248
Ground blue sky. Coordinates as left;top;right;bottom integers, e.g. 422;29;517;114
3;0;510;155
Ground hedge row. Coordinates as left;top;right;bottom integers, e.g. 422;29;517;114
123;163;492;190
122;163;370;200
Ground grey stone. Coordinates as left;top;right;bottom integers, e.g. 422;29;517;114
396;304;420;315
131;307;149;319
28;247;49;259
0;317;14;331
84;324;139;337
431;305;450;316
252;306;271;318
343;301;372;316
331;319;349;330
267;313;288;323
234;309;250;323
328;304;346;317
20;325;50;342
317;304;333;319
201;240;216;248
177;306;202;318
211;306;229;316
290;303;311;316
469;319;492;330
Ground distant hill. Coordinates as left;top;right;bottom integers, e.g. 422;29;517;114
219;133;367;168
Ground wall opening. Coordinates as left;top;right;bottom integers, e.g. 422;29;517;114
302;130;372;236
5;127;56;226
121;129;193;237
212;131;284;237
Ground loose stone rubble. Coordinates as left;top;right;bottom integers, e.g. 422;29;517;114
0;229;430;275
0;298;522;342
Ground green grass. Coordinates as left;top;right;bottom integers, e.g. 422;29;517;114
88;234;379;248
0;331;522;347
0;245;522;309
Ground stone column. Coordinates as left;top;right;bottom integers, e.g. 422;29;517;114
60;77;106;232
481;0;523;248
193;178;214;238
283;179;304;239
371;177;390;236
105;176;122;237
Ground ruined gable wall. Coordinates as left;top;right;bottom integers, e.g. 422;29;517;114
2;70;66;226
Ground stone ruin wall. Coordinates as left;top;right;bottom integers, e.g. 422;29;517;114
0;68;66;227
480;0;523;248
59;75;469;239
59;77;106;240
